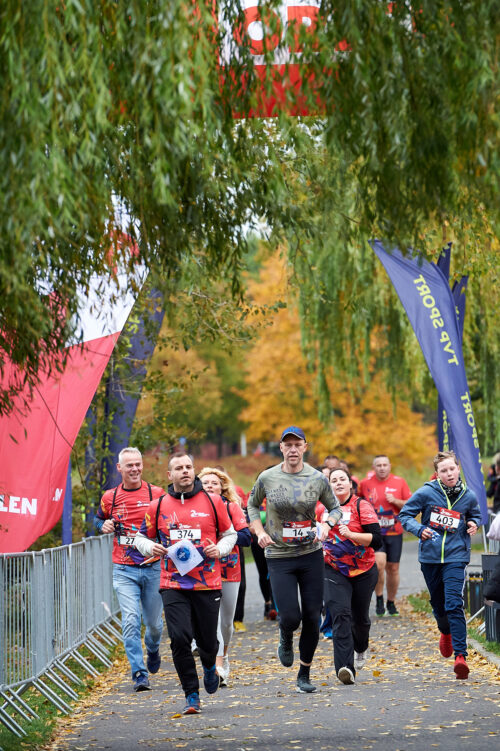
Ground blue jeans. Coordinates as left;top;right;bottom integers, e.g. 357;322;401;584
112;562;163;678
420;561;468;657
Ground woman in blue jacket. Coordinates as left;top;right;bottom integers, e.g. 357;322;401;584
399;450;481;680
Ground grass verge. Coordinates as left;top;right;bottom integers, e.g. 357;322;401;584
0;635;125;751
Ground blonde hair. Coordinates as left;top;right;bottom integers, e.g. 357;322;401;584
199;467;241;505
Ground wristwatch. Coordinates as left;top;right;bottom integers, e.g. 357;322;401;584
325;519;336;529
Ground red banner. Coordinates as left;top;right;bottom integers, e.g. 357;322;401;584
0;265;143;553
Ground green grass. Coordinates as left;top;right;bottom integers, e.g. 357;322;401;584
0;637;124;750
407;589;500;656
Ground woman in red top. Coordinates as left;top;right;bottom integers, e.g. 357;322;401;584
199;467;252;687
323;468;382;685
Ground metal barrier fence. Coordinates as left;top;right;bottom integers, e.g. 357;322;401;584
0;535;122;738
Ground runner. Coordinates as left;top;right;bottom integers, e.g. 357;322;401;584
399;450;481;679
247;426;341;694
134;452;237;714
323;467;382;684
95;447;165;692
359;455;411;616
199;466;252;687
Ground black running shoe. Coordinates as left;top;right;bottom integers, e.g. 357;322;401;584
386;600;399;616
375;595;385;617
277;630;294;667
296;675;317;693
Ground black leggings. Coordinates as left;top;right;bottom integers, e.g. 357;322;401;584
267;548;324;664
251;538;274;605
234;546;246;622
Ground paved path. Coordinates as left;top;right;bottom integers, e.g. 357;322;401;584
48;542;499;751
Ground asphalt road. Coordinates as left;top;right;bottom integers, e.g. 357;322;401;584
48;541;499;751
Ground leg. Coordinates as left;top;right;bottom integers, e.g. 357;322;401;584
421;563;450;634
219;581;239;653
324;566;355;676
442;562;468;657
162;589;199;697
267;557;302;634
351;565;379;654
385;535;403;606
296;550;324;665
139;563;164;656
112;564;147;678
233;548;246;622
374;551;386;597
191;590;222;670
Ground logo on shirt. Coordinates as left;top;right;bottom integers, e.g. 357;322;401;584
190;510;210;518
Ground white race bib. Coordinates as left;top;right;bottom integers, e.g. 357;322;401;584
282;521;312;541
341;511;351;524
379;516;395;528
170;528;202;542
118;535;136;546
429;506;460;532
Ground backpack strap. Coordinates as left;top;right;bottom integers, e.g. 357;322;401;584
155;495;165;543
202;490;220;539
110;485;119;518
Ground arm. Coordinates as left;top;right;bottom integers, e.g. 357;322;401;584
247;478;275;548
237;527;252;547
319;480;342;540
205;525;238;559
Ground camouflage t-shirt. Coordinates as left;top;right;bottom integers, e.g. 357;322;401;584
247;462;341;558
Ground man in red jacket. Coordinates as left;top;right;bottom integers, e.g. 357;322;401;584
95;447;165;692
135;452;237;715
359;455;411;617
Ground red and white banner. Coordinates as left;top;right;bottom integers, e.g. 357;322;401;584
219;0;328;117
0;262;144;553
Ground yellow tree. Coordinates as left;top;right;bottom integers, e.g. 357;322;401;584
239;251;436;471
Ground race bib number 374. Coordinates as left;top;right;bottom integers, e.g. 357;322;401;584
170;528;202;542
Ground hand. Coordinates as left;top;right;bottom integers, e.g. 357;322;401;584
150;543;168;557
101;519;115;534
421;527;434;540
257;531;275;548
337;523;351;539
204;538;221;558
317;522;331;541
467;521;478;536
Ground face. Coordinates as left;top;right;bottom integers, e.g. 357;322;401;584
168;455;195;492
280;437;307;468
201;473;222;494
373;456;391;481
436;457;460;488
117;452;143;488
321;467;331;478
330;469;352;500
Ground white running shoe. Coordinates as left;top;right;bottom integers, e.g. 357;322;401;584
354;651;367;671
216;665;228;688
338;667;355;685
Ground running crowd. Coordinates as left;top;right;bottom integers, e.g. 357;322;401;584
95;426;482;715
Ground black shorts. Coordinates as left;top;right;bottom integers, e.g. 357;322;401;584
377;534;403;563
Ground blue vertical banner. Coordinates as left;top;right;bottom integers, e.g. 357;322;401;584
101;288;165;490
371;240;487;523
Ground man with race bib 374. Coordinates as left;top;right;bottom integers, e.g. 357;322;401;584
359;455;411;617
247;427;341;694
399;450;481;679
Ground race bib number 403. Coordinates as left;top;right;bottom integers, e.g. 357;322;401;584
429;506;460;533
282;521;312;542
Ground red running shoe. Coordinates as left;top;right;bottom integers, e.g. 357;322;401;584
439;633;453;658
453;654;469;680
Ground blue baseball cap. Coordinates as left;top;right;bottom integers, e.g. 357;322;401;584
280;426;306;442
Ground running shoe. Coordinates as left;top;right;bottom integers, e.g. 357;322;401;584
354;650;367;671
264;602;278;620
133;671;151;692
453;654;469;680
146;649;161;674
296;675;317;693
338;667;355;685
277;630;294;667
439;633;453;658
203;665;219;694
386;600;399;616
183;692;201;714
216;662;228;688
375;596;385;617
322;628;333;640
233;621;247;632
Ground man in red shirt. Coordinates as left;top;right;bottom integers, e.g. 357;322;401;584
135;452;237;715
359;455;411;617
95;447;165;692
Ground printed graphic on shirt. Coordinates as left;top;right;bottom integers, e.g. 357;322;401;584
323;497;378;577
359;474;411;536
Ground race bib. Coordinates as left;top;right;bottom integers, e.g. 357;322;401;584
341;510;351;524
170;527;202;542
118;535;136;546
282;521;312;542
379;516;395;528
429;506;460;534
